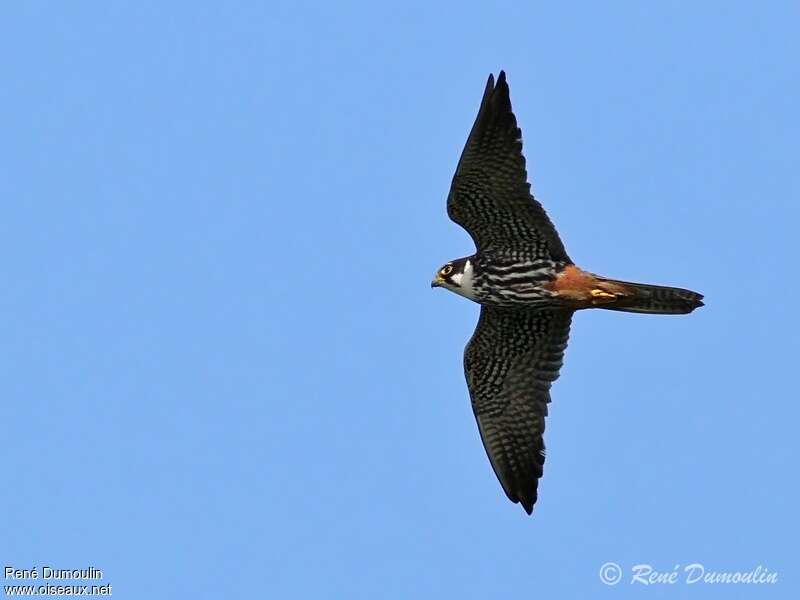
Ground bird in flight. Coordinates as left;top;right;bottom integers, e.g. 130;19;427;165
432;71;703;515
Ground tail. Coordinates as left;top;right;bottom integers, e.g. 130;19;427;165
596;278;704;315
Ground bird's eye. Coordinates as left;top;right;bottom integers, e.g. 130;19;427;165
441;265;453;276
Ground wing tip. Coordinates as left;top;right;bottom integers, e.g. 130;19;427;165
506;481;538;515
488;70;512;117
495;70;509;92
483;70;509;99
516;487;537;515
482;73;495;105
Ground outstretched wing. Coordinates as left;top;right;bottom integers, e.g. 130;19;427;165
447;71;570;262
464;306;572;514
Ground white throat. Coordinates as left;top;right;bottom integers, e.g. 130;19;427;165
449;259;476;300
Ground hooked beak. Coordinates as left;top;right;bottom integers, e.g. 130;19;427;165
431;275;444;288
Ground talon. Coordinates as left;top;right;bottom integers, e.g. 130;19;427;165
590;289;616;299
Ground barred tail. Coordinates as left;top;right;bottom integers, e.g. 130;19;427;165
598;278;704;315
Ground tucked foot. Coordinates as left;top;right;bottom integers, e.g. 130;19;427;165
589;288;617;304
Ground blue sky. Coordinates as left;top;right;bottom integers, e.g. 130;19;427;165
2;1;798;598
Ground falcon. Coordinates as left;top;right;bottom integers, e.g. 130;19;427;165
432;71;703;515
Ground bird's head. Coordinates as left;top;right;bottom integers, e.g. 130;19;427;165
431;257;475;300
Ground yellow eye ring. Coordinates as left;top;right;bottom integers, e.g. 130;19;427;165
441;265;453;276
